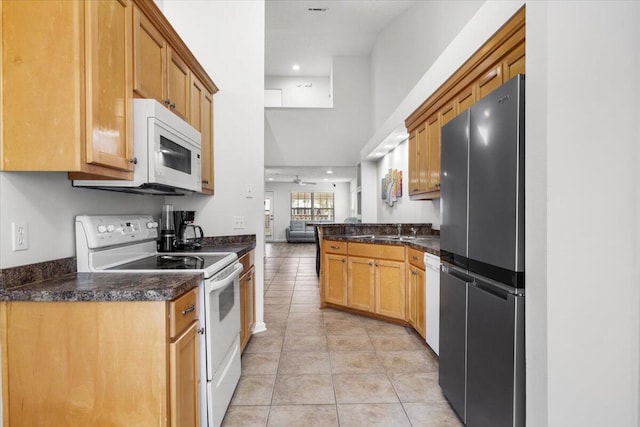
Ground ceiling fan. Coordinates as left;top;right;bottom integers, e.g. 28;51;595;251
293;175;316;185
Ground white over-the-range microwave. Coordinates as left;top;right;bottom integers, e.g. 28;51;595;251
73;99;202;195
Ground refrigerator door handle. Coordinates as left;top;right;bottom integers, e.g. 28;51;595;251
470;280;509;301
445;267;474;284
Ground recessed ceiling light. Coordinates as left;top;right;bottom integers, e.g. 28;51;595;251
326;170;333;174
292;64;300;71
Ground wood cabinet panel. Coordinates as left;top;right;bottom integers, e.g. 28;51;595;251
375;259;405;320
416;267;426;339
324;253;348;306
407;248;426;270
167;47;190;121
348;256;375;312
408;130;419;194
324;241;348;255
2;0;133;179
240;265;256;352
407;266;418;326
441;100;456;127
455;84;476;116
191;75;214;194
426;113;441;193
133;4;165;102
169;287;198;339
503;40;526;81
348;242;404;261
477;63;503;101
170;321;199;427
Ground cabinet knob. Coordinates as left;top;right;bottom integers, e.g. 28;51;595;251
197;328;205;335
436;183;441;188
342;258;346;263
369;261;373;266
164;98;171;105
202;180;209;184
170;103;176;109
129;157;137;165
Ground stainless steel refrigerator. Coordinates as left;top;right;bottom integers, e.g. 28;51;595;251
439;74;525;427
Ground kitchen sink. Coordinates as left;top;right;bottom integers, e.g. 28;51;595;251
349;234;376;239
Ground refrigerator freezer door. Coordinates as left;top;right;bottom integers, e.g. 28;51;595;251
439;265;472;423
466;278;525;427
468;75;524;275
440;109;470;264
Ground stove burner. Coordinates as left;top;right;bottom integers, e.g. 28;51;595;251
158;255;204;263
156;254;205;269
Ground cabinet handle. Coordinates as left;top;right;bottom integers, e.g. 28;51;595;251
412;256;418;260
170;103;176;109
375;263;380;267
245;276;252;283
436;183;441;188
341;258;346;263
202;180;209;184
368;261;373;266
330;245;341;249
197;328;205;335
164;98;171;105
129;157;137;165
182;304;195;315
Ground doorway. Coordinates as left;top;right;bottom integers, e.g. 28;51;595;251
264;191;274;242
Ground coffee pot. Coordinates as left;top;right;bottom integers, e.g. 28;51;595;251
159;204;175;252
173;210;204;249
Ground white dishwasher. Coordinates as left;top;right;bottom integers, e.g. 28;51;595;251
424;252;441;355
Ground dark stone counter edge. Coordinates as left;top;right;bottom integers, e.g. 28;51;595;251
323;235;440;257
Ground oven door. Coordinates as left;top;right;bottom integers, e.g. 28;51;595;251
203;262;243;380
148;118;202;192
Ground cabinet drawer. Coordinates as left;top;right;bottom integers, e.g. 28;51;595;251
169;287;198;339
239;250;255;274
348;242;404;261
407;247;425;270
323;240;347;255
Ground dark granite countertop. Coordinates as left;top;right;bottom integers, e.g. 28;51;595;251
0;272;201;302
323;234;440;256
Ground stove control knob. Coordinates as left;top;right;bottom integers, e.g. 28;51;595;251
146;221;158;229
97;225;107;233
106;224;116;233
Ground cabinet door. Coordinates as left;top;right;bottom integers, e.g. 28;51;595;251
375;259;405;320
476;63;503;101
417;123;428;192
455;84;476;116
240;267;256;353
324;253;348;306
170;321;199;427
167;47;190;121
348;256;375;312
426;113;441;193
415;267;426;339
202;88;215;194
132;5;165;103
408;130;419;195
407;267;418;326
84;0;133;172
502;41;526;81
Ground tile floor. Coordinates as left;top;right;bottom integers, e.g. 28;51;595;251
222;242;462;427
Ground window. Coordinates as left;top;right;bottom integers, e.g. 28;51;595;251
291;192;334;221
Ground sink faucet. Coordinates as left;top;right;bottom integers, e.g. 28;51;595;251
397;224;402;237
411;227;417;238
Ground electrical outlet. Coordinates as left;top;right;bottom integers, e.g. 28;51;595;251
233;216;245;229
12;221;28;251
246;184;254;198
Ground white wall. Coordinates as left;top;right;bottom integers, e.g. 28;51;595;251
375;140;440;228
159;0;267;332
359;160;378;223
265;75;332;108
527;2;640;425
370;1;483;130
264;181;350;242
265;56;371;167
0;173;164;268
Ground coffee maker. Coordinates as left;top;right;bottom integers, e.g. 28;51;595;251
173;210;204;249
159;204;176;252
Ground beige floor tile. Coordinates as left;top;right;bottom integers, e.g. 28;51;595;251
282;335;328;352
369;335;424;351
290;303;322;313
263;304;290;314
222;406;269;427
325;322;368;336
293;284;320;290
403;402;464;426
286;317;324;327
337;403;411;427
267;284;296;291
241;352;281;375
230;375;276;406
266;405;338;427
271;374;335;405
329;351;383;374
259;321;286;337
269;280;296;286
244;335;284;353
278;351;331;374
264;296;292;305
332;374;399;403
327;335;374;351
292;290;320;297
287;311;324;322
377;350;438;373
264;311;288;323
389;372;447;403
285;321;326;336
363;321;410;335
265;290;294;298
291;295;320;304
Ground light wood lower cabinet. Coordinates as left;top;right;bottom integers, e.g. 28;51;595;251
347;256;375;311
324;253;348;305
239;250;256;353
374;259;406;320
0;287;200;427
407;265;426;339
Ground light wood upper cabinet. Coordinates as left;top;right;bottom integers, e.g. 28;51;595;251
454;84;476;116
477;63;503;101
408;130;418;195
1;0;134;179
503;40;526;81
133;5;165;102
191;74;215;194
167;46;191;121
426;113;441;193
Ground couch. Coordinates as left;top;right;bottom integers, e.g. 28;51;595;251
285;220;316;243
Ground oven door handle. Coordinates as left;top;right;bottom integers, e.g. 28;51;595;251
206;262;243;293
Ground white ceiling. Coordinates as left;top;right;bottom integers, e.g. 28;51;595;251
266;0;416;77
265;0;415;182
265;165;356;184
